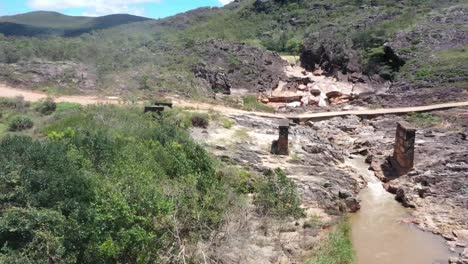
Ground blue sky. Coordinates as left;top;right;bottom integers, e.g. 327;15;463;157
0;0;233;18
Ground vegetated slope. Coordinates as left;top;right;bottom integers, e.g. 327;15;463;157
0;0;466;103
0;11;151;37
0;98;304;263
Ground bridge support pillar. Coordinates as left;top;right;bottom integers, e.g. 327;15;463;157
391;121;416;175
271;119;289;156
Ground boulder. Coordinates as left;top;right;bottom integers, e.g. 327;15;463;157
310;88;321;96
326;91;343;98
345;197;361;213
395;188;416;208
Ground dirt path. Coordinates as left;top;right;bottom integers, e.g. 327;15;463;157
1;84;467;120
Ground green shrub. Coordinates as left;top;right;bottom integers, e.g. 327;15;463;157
34;97;57;115
218;165;256;194
254;168;304;219
307;220;355;264
8;115;34;131
0;106;233;263
242;96;275;113
221;117;235;129
0;96;30;111
190;113;209;128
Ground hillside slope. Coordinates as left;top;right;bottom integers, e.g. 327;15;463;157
0;11;151;37
0;1;466;104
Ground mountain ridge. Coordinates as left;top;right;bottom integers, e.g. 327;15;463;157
0;11;152;37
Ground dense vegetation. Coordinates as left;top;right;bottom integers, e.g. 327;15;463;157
0;98;304;263
0;0;466;97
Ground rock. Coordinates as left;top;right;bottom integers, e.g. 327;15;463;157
195;40;287;94
365;155;374;164
0;60;97;93
417;187;431;198
326;91;343;98
395;188;416;208
298;84;307;91
338;190;352;199
424;131;435;138
462;248;468;258
345;197;361;213
454;230;468;242
193;63;232;94
310;88;321;96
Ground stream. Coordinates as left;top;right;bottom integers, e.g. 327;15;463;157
346;156;453;264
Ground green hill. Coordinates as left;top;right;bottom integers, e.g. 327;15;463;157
0;1;466;104
0;11;151;37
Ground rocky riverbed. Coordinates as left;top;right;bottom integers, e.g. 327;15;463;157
190;106;467;263
190;113;363;263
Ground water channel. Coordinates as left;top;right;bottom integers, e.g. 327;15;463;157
346;156;453;264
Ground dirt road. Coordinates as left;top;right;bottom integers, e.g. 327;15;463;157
1;84;467;121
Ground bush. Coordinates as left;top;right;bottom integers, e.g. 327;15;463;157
8;115;34;131
254;168;304;219
0;96;30;111
191;113;209;128
0;106;233;263
35;97;57;115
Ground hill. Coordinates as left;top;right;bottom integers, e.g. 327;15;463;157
0;11;151;37
0;0;466;105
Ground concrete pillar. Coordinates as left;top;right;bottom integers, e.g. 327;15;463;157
271;119;289;156
391;121;416;175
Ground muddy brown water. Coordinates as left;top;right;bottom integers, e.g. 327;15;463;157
346;156;453;264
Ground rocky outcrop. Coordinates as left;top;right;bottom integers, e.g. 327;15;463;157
194;40;287;94
193;64;232;94
0;60;97;93
300;35;358;80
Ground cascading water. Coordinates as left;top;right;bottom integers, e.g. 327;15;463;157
346;156;453;264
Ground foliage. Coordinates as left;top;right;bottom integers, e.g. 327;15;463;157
307;220;355;264
254;168;304;219
34;97;57;115
0;106;235;263
190;112;209;128
217;165;256;194
0;1;464;96
0;96;30;111
242;96;275;113
220;117;235;129
407;112;442;127
8;115;33;131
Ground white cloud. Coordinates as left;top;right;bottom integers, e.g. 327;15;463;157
27;0;161;16
218;0;234;5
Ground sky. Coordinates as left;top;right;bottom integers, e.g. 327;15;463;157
0;0;234;18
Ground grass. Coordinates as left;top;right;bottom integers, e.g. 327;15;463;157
242;96;275;113
303;215;323;229
407;112;442;128
220;117;235;129
56;102;82;112
281;55;299;65
0;123;7;137
306;220;355;264
233;128;250;142
411;46;468;82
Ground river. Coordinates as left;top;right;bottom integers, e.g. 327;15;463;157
346;156;453;264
